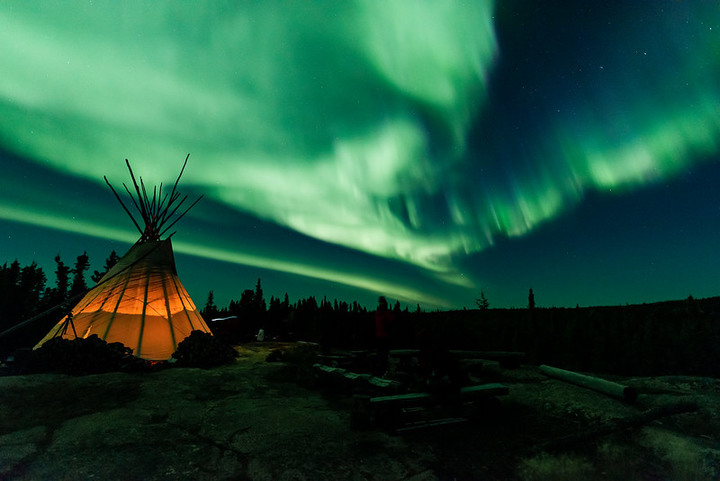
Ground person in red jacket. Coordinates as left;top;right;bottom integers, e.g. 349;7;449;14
374;296;394;376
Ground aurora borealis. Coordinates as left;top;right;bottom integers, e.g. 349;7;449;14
1;1;719;309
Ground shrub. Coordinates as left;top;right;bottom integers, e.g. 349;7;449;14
26;335;141;375
641;427;714;481
172;330;237;368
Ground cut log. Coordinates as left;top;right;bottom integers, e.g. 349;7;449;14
540;365;638;402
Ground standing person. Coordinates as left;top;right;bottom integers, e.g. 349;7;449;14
374;296;394;376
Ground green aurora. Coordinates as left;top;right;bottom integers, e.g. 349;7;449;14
1;1;719;308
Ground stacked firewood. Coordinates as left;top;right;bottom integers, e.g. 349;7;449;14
171;330;237;368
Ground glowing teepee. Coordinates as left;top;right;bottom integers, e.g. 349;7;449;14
35;156;211;360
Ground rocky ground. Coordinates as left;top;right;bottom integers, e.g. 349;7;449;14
1;343;719;480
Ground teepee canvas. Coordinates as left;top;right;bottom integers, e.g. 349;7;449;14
35;157;211;360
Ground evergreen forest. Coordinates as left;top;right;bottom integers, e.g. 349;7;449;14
1;253;719;377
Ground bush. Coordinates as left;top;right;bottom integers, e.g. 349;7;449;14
171;330;238;368
26;335;143;375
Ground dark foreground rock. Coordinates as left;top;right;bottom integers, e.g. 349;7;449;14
1;343;719;480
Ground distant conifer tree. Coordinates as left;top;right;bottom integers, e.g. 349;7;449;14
91;250;120;283
19;262;46;316
476;289;490;310
202;290;219;320
253;278;266;313
53;255;71;303
528;288;535;310
239;289;255;314
69;252;90;297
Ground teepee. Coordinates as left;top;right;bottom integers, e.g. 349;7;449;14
35;156;211;360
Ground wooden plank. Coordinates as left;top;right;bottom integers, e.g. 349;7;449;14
387;349;420;358
313;363;400;390
317;354;352;360
461;383;509;396
370;383;508;407
314;363;342;374
395;417;468;432
371;392;432;405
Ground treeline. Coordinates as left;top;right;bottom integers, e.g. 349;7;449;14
206;284;720;377
3;252;719;377
0;252;119;355
201;279;383;347
410;298;720;377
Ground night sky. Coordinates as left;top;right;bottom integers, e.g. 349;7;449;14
1;1;719;310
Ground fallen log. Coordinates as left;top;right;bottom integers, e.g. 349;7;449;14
540;364;638;402
532;401;699;453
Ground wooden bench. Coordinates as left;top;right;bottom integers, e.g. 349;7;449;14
352;383;509;431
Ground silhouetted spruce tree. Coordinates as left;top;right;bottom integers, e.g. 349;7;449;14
267;293;292;339
238;289;256;315
528;288;535;310
19;262;46;318
52;255;71;305
295;296;318;339
91;250;120;283
476;289;490;310
2;261;21;290
202;290;219;321
0;261;22;327
69;251;90;298
253;278;266;313
320;296;330;312
268;295;279;311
